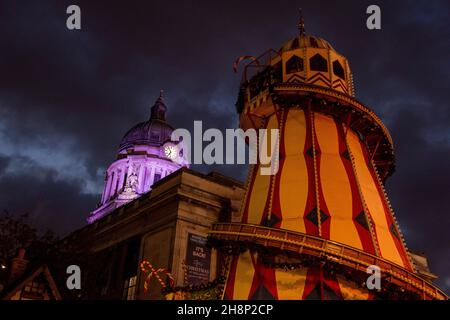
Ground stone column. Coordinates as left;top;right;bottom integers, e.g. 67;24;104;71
149;165;156;189
138;164;145;193
118;165;127;193
101;172;110;204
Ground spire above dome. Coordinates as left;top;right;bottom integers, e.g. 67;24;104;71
150;90;167;121
279;10;334;53
297;8;305;36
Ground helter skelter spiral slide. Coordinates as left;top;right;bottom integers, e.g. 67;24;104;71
205;17;448;300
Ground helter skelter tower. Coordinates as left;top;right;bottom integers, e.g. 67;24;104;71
208;17;447;300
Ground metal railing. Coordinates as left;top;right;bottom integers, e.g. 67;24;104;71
209;222;448;300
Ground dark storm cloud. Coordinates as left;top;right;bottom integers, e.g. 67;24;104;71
386;108;450;290
0;155;10;176
0;0;449;292
0;154;97;235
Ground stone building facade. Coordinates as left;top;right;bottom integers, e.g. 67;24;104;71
69;168;244;299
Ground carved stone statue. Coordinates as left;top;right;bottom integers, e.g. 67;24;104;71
123;163;140;194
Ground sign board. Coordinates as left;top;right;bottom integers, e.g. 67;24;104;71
185;233;211;285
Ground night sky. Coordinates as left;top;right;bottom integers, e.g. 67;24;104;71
0;1;449;293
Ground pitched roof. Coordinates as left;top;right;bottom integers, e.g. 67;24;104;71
2;264;61;300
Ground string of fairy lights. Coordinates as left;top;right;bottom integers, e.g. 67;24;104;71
139;237;422;300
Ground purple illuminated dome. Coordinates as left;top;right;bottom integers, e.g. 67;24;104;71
88;91;188;223
119;93;174;152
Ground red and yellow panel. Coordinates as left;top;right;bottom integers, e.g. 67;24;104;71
226;109;413;299
223;251;370;300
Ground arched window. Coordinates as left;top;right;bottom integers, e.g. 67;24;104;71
286;55;304;74
310;54;328;72
123;172;128;189
333;60;345;79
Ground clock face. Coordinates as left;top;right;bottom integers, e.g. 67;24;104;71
164;145;177;160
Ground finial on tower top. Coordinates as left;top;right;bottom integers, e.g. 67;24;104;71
150;90;167;121
298;8;305;36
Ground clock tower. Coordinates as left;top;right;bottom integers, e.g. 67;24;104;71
88;91;188;223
